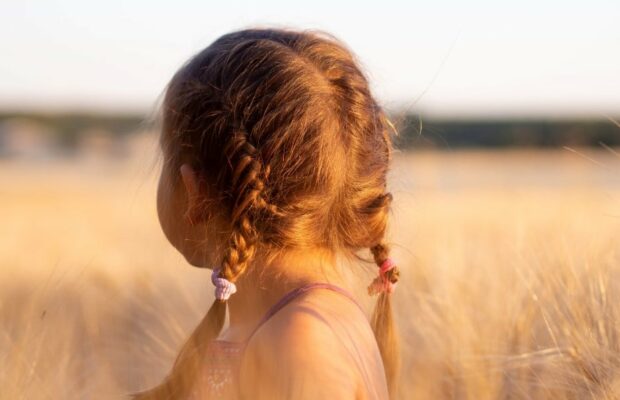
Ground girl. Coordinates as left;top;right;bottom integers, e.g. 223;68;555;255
135;27;401;400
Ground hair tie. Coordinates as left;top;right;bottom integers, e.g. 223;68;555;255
211;268;237;301
367;257;398;295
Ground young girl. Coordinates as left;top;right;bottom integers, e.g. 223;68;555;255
134;27;401;399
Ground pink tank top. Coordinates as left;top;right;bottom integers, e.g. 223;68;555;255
188;282;365;399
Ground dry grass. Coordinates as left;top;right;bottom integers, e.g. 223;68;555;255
1;147;619;399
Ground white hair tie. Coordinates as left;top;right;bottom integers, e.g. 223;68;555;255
211;268;237;301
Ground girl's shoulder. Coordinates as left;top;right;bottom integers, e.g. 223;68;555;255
239;286;389;399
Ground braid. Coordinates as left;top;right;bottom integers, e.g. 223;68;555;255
133;129;277;400
220;128;278;281
370;241;400;287
369;238;401;398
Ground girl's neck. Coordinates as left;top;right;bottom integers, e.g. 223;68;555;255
219;247;344;341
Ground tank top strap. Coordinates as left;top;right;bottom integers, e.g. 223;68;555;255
243;282;365;343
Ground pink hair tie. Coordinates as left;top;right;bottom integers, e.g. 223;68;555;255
367;257;398;295
211;268;237;301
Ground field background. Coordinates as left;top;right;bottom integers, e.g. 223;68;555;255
1;141;619;399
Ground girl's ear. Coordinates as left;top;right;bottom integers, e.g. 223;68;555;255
179;163;201;225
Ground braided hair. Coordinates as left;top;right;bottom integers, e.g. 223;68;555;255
134;27;401;399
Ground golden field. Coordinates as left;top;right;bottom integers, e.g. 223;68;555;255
1;143;619;399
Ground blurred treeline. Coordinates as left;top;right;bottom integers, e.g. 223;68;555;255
392;113;620;149
0;111;618;159
0;111;153;159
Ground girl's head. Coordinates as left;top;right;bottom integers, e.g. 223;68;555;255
148;27;400;398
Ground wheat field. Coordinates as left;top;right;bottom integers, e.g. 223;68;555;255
1;143;619;399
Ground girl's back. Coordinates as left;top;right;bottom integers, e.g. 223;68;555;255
191;283;388;399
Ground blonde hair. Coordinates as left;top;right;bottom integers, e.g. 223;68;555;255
135;27;401;399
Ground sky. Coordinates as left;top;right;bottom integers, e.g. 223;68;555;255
1;0;619;118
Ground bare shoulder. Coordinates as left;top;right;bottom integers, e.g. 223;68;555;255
239;288;389;400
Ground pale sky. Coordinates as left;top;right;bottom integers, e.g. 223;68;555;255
1;0;619;117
